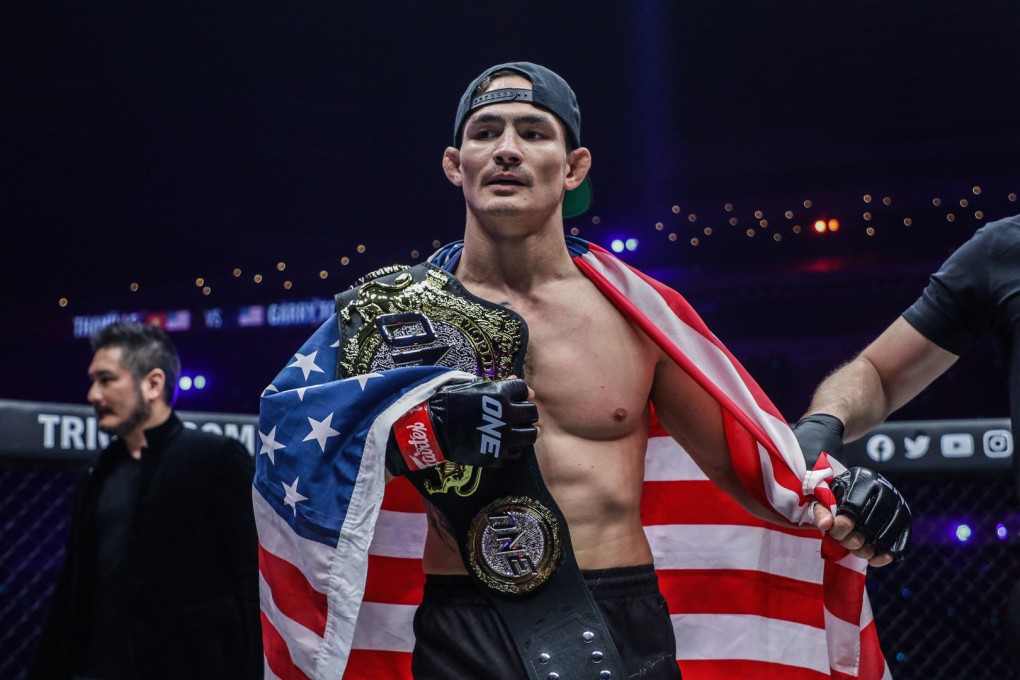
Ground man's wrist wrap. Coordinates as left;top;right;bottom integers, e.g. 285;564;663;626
793;413;846;467
388;404;447;475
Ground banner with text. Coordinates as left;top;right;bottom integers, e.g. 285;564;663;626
0;399;1011;472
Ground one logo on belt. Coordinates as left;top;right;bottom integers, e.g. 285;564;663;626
488;512;537;577
376;312;451;367
468;496;561;596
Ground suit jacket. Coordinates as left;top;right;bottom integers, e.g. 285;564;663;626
28;412;263;680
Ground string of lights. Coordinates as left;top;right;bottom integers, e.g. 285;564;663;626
54;186;1019;309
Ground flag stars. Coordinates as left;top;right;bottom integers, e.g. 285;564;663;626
288;351;325;381
258;425;286;464
281;477;308;515
304;413;341;452
355;373;384;390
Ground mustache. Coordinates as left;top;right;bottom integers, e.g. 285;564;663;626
482;169;532;185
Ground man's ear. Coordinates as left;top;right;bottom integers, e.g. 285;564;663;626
565;147;592;190
442;147;463;187
141;368;166;404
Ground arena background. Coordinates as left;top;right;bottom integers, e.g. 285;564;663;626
2;1;1020;678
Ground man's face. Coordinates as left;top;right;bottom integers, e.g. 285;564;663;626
452;74;575;221
87;347;151;437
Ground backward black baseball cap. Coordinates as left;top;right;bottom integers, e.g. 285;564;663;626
453;62;592;219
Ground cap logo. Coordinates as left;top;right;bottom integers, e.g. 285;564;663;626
470;88;534;111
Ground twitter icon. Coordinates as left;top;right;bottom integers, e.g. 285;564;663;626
904;435;931;459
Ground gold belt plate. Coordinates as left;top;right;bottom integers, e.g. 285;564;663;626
338;267;523;380
467;496;562;595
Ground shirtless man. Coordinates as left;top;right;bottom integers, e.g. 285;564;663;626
422;67;787;570
390;63;909;678
255;62;911;680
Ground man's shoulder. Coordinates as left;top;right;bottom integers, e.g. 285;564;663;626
169;419;249;458
980;213;1020;235
166;427;254;480
962;213;1020;261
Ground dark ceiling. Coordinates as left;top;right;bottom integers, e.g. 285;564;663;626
2;1;1018;416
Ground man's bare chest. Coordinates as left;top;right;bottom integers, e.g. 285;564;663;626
519;302;657;440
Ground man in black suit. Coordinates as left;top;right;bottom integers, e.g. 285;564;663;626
28;322;262;680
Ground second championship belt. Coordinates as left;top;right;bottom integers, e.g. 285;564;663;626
336;263;626;680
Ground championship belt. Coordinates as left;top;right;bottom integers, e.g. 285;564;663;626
336;263;626;680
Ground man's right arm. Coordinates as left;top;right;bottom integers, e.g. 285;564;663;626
804;316;960;442
385;377;538;477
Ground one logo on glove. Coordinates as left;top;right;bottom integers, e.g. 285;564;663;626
468;496;562;596
477;396;506;457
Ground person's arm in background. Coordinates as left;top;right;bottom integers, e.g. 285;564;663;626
804;316;960;443
791;316;957;565
650;333;912;566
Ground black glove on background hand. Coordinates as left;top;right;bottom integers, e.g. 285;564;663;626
830;467;912;562
386;378;538;476
792;413;845;466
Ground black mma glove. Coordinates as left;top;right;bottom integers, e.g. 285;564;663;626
830;467;912;562
792;413;845;467
385;378;538;476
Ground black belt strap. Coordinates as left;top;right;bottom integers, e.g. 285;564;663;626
412;447;625;679
479;464;626;679
335;263;626;679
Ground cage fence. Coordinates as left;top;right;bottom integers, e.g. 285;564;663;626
1;464;1017;679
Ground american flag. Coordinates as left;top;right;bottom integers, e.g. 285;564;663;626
239;304;267;328
254;238;891;680
165;309;192;331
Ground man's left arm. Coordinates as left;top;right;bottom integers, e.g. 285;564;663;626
650;354;909;567
649;355;786;524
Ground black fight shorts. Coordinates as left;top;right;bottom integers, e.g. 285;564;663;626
411;564;682;680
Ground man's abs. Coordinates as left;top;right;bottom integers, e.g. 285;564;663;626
421;427;654;573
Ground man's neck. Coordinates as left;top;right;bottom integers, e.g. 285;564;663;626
456;213;576;292
121;404;172;460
